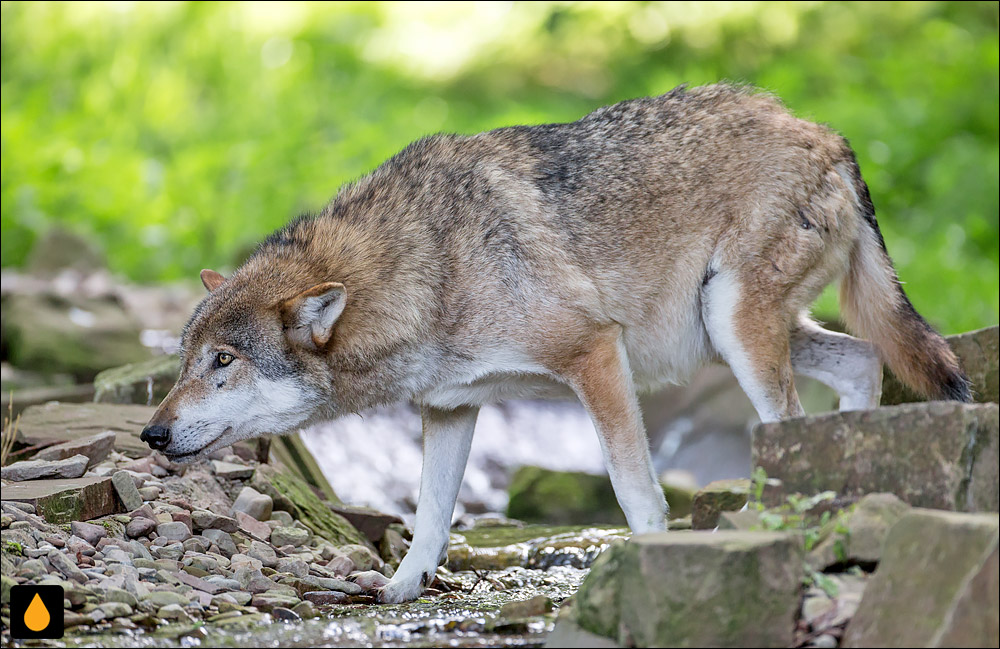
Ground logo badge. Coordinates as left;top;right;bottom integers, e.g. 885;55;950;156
10;585;64;639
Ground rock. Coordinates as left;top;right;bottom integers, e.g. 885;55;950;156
545;603;621;649
157;603;193;622
716;510;761;531
882;326;998;405
500;595;554;619
0;454;89;481
379;526;409;567
269;510;294;526
808;493;910;569
247;540;278;568
341;544;381;572
235;510;271;540
691;479;750;529
753;402;999;512
32;430;116;466
211;460;254;480
276;558;310;578
2;476;118;523
843;509;999;648
570;531;803;647
175;570;224;594
156;522;191;542
137;486;160;501
302;590;350;605
507;467;624;525
16;402;156;458
251;592;301;612
291;600;317;619
328;504;404;544
98;601;133;618
231;486;273;521
48;548;89;584
252;464;370;548
111;471;144;512
71;521;108;546
202;529;239;557
93;355;180;405
1;292;149;380
270;526;310;547
144;590;189;607
350;570;390;591
272;606;301;621
325;555;355;577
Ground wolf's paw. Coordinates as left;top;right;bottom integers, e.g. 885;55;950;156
377;570;434;604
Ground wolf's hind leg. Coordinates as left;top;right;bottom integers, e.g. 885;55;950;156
379;405;478;604
791;316;882;411
702;269;805;423
555;326;668;533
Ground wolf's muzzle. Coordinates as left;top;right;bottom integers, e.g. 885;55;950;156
139;424;171;450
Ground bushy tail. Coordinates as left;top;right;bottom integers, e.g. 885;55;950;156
839;166;972;402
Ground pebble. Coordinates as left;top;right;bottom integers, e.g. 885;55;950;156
271;526;310;547
126;517;157;539
97;601;134;618
48;549;89;584
231;486;273;521
156;521;191;542
70;521;107;546
325;555;355;577
138;486;161;501
276;558;310;578
112;470;145;511
271;606;301;621
183;537;210;554
202;529;239;557
270;510;295;526
212;460;254;480
341;544;380;572
157;603;193;622
351;570;391;591
144;590;189;607
191;510;239;533
235;510;272;541
302;590;350;605
248;540;278;568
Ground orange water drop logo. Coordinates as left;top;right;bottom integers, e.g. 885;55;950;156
24;592;51;632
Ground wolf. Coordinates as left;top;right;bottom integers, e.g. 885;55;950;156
141;83;970;602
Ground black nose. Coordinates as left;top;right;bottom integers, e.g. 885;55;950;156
140;424;171;450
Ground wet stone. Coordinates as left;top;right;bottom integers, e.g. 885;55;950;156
272;606;301;621
303;590;350;606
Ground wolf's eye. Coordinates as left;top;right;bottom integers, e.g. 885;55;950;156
216;352;234;367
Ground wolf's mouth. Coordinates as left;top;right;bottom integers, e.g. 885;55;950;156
163;427;233;463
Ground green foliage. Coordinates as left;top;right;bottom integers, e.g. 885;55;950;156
2;2;997;332
2;540;23;556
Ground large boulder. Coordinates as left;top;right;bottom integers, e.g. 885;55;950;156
843;509;999;648
807;493;911;570
882;326;998;405
17;402;156;458
564;531;803;647
506;466;693;525
753;402;998;512
94;355;180;405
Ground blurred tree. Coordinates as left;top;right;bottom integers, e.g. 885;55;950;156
1;1;997;332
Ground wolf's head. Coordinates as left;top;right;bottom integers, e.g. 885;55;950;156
140;269;346;461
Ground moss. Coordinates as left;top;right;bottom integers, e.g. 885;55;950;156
3;540;24;556
252;464;369;548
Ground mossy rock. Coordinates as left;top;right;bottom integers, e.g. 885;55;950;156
251;464;369;549
94;355;180;405
506;466;692;526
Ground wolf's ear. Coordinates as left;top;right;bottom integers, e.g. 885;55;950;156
200;269;226;292
282;282;347;348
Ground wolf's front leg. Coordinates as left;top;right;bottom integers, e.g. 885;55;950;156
379;404;479;604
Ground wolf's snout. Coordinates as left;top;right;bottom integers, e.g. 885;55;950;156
140;424;171;450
